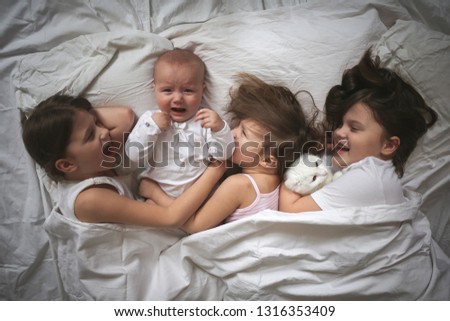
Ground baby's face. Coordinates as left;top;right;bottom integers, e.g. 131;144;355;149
153;61;205;123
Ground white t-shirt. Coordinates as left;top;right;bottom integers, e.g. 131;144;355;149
125;110;234;197
311;157;405;210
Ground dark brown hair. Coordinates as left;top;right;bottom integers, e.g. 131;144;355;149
22;95;94;180
325;49;438;177
227;73;322;177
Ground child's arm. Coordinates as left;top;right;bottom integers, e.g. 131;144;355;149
94;107;136;143
74;162;226;227
181;175;247;234
278;183;322;213
139;178;174;207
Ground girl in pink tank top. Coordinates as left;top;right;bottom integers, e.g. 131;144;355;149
225;174;279;222
179;73;322;234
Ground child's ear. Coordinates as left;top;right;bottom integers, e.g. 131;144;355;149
55;158;77;174
261;154;278;169
381;136;400;158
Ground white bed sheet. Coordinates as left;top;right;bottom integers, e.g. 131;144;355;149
42;191;450;300
1;0;449;300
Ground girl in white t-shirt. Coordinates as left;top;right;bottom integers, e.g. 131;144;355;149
280;49;438;212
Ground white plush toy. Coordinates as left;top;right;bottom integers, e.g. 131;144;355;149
284;154;342;195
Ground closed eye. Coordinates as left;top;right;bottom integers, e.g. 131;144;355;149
85;127;95;142
95;118;104;128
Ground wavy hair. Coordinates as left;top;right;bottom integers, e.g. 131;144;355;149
227;73;323;177
325;49;437;177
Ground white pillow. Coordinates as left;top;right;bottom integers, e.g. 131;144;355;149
374;20;450;255
148;0;266;33
159;2;405;118
13;30;173;116
13;33;115;113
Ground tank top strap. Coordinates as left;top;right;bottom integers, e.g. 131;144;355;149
242;174;260;195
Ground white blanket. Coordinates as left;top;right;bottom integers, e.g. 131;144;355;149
43;191;450;300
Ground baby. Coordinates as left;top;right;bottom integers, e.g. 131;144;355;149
125;48;234;202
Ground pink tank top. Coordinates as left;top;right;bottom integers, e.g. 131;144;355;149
226;174;280;223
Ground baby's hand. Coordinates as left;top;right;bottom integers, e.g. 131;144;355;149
195;109;225;132
152;112;171;131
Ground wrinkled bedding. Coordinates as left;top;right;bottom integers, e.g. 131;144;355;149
43;191;450;300
1;0;449;300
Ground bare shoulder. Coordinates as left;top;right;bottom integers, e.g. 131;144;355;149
222;174;254;190
218;174;256;203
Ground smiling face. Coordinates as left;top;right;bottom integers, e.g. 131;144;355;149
153;60;205;123
56;110;116;179
332;102;395;168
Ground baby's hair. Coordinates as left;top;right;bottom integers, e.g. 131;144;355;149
22;95;94;180
325;49;438;177
227;73;322;177
154;48;206;81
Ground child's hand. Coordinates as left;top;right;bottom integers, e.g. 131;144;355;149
195;109;225;132
207;159;228;176
139;178;174;207
152;112;171;131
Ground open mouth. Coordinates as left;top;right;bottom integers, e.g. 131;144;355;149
335;141;349;153
171;107;186;114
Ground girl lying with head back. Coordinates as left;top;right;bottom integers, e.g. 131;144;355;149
280;49;438;212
